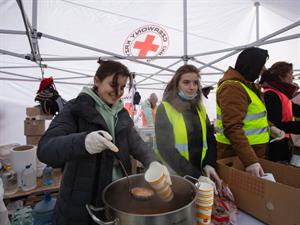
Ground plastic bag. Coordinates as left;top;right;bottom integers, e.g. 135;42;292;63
212;183;238;225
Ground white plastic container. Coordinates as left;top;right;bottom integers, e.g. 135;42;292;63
21;164;37;191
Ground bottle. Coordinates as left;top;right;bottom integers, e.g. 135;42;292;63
2;163;18;196
32;193;56;225
42;166;54;186
21;164;37;191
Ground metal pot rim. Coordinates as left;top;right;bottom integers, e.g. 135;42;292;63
102;174;197;217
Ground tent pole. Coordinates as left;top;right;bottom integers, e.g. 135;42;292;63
41;33;174;72
0;30;26;35
183;0;188;64
0;70;40;80
42;55;180;61
199;21;300;70
16;0;37;61
255;2;260;41
191;20;300;57
0;49;27;59
32;0;37;29
136;59;181;84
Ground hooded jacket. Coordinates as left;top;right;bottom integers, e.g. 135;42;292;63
216;67;268;167
37;93;156;225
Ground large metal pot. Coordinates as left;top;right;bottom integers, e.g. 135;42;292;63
86;174;197;225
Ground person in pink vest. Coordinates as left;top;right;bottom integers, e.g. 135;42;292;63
260;61;300;162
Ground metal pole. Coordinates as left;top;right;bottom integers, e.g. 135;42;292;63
16;0;37;61
255;2;260;41
183;0;188;64
199;21;300;70
32;0;38;29
191;20;300;57
42;33;175;72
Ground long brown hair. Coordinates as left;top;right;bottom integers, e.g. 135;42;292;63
163;64;202;106
260;61;293;83
93;59;133;96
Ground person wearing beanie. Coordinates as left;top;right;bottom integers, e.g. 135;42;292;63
215;47;270;177
260;61;300;162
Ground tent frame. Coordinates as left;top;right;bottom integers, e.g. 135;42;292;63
0;0;300;89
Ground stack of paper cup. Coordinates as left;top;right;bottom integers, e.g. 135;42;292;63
144;162;173;202
195;181;214;225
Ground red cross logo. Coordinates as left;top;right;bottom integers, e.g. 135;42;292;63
133;35;159;56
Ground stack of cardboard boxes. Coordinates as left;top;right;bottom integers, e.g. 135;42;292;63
24;106;53;145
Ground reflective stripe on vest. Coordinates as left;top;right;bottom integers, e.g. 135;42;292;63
263;87;293;138
216;80;270;145
162;101;208;170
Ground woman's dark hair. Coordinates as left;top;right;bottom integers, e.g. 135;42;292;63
235;47;269;82
260;61;293;83
163;64;202;104
93;59;133;95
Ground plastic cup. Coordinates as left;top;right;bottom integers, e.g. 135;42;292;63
144;162;173;202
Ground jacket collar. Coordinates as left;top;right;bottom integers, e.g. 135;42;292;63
71;93;109;130
219;67;262;97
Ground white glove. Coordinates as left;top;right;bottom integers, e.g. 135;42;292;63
203;165;222;191
85;130;119;154
148;161;172;185
245;162;264;177
270;126;285;143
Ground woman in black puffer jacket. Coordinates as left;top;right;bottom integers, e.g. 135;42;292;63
37;60;157;225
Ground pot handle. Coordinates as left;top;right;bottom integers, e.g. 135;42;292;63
183;175;198;183
86;204;118;225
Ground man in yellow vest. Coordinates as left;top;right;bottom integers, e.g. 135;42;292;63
216;47;270;177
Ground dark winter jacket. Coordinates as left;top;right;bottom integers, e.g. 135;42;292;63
37;93;156;225
155;96;217;178
262;81;300;161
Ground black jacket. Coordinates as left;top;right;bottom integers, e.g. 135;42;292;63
155;101;217;178
37;93;156;225
264;91;300;161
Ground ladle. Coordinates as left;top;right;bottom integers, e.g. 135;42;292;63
98;131;154;200
115;154;154;201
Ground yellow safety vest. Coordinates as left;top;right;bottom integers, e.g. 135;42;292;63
162;101;208;171
215;80;269;144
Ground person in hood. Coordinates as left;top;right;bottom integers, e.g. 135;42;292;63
155;64;222;188
260;61;300;162
215;47;270;177
37;60;168;225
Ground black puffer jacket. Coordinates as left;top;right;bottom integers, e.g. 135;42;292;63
37;93;156;225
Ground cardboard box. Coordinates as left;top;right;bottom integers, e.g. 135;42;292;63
217;157;300;225
24;119;45;135
26;106;53;120
26;135;42;145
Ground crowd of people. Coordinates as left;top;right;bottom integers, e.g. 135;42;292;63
37;47;300;225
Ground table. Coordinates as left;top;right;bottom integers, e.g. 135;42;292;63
238;210;266;225
4;169;61;205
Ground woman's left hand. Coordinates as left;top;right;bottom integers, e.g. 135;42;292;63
203;165;222;190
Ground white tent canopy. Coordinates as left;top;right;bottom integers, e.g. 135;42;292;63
1;0;299;144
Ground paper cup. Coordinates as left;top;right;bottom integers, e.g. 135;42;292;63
195;181;214;224
145;162;173;202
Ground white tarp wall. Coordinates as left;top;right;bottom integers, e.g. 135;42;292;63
0;0;299;144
